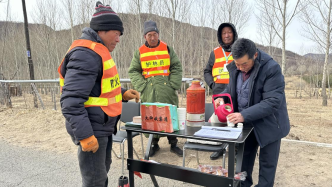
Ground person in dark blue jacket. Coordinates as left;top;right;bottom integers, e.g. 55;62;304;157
59;2;139;187
215;38;290;187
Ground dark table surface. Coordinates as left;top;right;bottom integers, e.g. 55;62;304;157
123;122;253;143
124;122;253;187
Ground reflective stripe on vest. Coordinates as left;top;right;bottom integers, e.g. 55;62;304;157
212;47;231;84
58;39;122;117
139;41;170;78
84;94;122;106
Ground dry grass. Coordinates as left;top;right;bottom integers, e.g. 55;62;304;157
0;76;331;151
0;76;331;187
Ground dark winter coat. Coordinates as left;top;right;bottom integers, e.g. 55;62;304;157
204;23;238;94
224;49;290;148
128;41;182;106
60;28;127;144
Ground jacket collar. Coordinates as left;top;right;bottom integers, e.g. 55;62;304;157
145;40;160;48
80;27;105;45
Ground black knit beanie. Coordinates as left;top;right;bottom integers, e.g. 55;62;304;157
90;1;124;35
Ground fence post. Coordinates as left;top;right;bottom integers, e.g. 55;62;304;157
52;88;56;110
1;83;12;108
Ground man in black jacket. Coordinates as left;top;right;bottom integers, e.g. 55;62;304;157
59;2;139;187
204;22;238;160
215;38;290;187
204;22;238;94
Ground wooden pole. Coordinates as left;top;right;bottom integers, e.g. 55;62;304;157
21;0;38;108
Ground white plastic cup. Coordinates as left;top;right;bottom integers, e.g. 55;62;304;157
237;123;243;128
226;116;235;127
177;108;186;130
178;120;186;130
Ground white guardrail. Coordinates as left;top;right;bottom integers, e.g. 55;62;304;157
0;78;194;84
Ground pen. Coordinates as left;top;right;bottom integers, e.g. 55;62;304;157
211;128;231;132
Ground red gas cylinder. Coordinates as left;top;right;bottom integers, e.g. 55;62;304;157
186;80;205;124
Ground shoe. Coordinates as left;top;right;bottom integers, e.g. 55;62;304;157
170;146;183;157
210;150;225;160
149;144;160;157
210;143;229;160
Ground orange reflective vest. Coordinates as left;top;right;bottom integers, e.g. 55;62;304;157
58;39;122;117
212;46;232;84
139;41;170;78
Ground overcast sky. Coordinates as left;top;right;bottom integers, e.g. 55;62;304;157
0;0;317;55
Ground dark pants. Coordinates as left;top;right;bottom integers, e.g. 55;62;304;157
78;136;113;187
241;131;281;187
152;136;178;146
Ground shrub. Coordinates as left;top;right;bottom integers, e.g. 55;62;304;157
302;74;332;87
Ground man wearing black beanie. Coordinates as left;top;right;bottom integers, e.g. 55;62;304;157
58;2;139;186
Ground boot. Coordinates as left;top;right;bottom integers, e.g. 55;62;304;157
210;150;224;160
149;144;160;157
170;144;183;157
210;143;228;160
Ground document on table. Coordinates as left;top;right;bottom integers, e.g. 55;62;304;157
194;128;242;139
201;126;242;132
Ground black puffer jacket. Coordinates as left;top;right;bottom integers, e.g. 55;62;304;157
60;28;127;144
225;49;290;148
204;23;238;94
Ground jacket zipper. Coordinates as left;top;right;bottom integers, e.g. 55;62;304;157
273;114;280;128
247;62;260;106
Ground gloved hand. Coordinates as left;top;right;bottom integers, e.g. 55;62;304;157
123;89;140;103
79;135;99;153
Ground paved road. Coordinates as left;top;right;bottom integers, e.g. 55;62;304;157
0;140;81;187
0;140;196;187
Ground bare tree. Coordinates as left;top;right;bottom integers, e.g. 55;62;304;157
163;0;179;49
77;0;94;29
300;0;331;106
195;0;209;79
127;0;143;44
209;0;218;50
146;0;155;15
295;46;308;99
258;0;302;75
256;0;281;57
60;0;76;42
0;0;10;79
162;0;192;49
215;0;251;35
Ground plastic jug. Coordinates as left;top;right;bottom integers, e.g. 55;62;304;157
212;93;233;123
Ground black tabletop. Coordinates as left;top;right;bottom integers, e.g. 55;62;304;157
123;122;253;144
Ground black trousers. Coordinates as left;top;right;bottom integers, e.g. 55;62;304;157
152;136;178;145
241;131;281;187
78;136;113;187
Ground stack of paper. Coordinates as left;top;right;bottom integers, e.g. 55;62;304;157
194;126;242;139
201;126;242;132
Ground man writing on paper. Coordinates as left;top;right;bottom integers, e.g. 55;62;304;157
214;38;290;187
